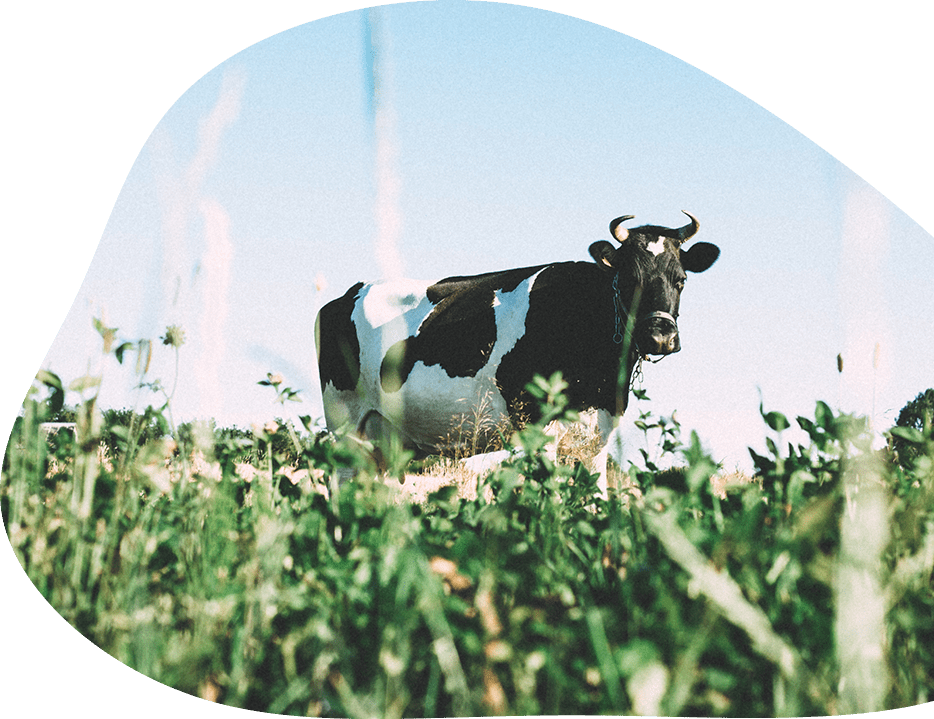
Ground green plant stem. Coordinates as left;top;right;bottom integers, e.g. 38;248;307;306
641;504;828;706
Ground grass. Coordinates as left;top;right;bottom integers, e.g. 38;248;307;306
3;325;934;716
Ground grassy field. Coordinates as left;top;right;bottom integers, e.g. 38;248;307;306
3;334;934;716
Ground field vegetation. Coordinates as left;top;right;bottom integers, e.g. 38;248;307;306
3;320;934;716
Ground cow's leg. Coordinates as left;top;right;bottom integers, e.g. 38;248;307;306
324;410;405;492
542;419;570;464
358;410;413;479
541;410;627;499
591;408;623;499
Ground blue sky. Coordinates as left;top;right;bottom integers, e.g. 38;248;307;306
15;1;934;474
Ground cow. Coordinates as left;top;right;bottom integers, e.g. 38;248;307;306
315;212;719;494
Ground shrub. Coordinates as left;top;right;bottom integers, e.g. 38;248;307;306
891;388;934;467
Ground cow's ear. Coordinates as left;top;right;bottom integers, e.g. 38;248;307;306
589;241;617;272
681;242;720;273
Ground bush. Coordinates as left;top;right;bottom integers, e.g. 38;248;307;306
891;388;934;468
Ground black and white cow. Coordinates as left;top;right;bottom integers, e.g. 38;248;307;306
315;212;719;492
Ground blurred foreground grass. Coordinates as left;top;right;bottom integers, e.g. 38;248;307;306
4;362;934;716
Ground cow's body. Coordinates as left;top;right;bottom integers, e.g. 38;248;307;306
316;213;719;492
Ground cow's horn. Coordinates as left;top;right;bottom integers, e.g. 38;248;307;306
609;215;635;244
674;211;699;244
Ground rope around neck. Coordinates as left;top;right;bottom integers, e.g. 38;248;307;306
614;273;667;352
611;273;669;389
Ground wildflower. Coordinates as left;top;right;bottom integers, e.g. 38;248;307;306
267;372;285;386
251;420;279;436
161;325;187;347
190;450;222;482
235;463;257;483
278;466;308;485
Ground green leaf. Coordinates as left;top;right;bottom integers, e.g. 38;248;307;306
69;374;102;393
890;426;925;445
765;436;778;457
36;369;64;413
796;415;815;436
154;411;171;437
585;608;623;707
92;316;118;337
36;368;63;392
764;410;790;433
109;424;129;438
114;342;134;364
428;485;458;504
814;400;833;431
748;447;774;474
618;639;661;676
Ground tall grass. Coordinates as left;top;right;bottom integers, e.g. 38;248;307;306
3;325;934;716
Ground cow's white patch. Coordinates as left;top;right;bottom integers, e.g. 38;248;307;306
646;237;666;256
360;278;436;328
378;268;546;450
460;449;513;475
337;269;547;454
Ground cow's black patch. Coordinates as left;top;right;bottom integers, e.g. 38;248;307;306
496;262;624;422
380;265;545;392
316;281;364;392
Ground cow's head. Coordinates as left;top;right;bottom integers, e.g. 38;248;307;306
589;211;719;356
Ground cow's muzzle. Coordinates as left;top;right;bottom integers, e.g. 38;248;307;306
639;311;680;355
